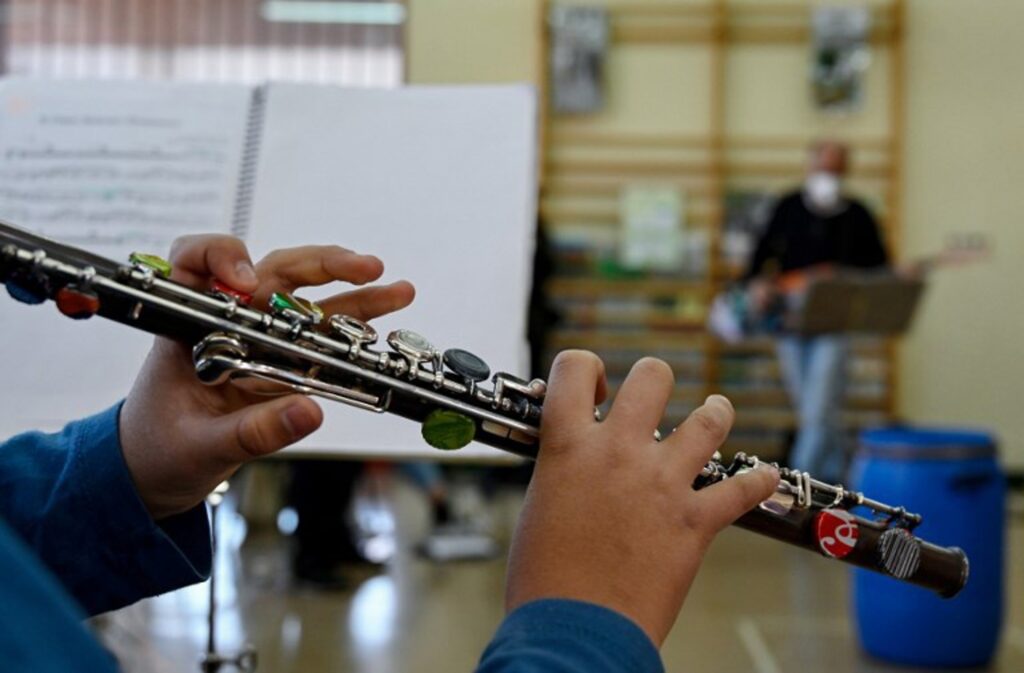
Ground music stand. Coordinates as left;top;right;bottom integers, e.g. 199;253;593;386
787;272;926;335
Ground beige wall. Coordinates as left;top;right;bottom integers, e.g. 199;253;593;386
900;0;1024;467
406;0;541;85
406;0;1024;467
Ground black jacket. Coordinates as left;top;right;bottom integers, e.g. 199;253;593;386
744;191;888;280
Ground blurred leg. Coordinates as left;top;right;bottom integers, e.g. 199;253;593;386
775;336;806;407
776;336;808;468
288;459;364;582
398;462;451;525
793;336;848;481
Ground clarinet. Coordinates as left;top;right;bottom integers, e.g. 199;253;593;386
0;220;968;598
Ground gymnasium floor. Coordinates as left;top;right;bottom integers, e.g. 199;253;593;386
95;472;1024;673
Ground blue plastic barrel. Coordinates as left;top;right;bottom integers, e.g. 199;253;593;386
850;428;1004;667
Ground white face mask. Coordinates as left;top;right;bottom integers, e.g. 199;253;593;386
805;171;842;210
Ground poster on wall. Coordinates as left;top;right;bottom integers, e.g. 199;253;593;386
618;185;686;273
810;6;871;113
549;5;608;114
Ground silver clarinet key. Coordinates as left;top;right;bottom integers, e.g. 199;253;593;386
387;328;436;376
329;314;378;355
492;372;546;402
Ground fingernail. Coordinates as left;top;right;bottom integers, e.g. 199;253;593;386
235;260;258;285
282;403;317;441
702;395;733;424
757;463;781;479
704;394;733;412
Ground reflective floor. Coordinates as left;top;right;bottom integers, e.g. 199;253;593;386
94;469;1024;673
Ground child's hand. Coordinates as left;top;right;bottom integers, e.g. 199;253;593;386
505;351;779;646
120;234;415;520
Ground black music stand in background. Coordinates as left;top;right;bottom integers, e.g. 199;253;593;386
201;483;257;673
787;272;926;335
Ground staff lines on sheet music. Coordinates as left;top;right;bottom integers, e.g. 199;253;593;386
33;229;190;248
39;114;182;130
0;166;224;183
0;207;208;229
4;146;228;164
0;187;223;207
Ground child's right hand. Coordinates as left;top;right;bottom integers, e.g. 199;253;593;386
505;351;779;647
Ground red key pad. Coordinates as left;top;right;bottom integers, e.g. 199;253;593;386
56;286;100;320
212;279;253;305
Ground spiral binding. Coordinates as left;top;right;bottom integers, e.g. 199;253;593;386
230;86;268;240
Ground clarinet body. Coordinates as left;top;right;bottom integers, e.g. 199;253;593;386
0;220;969;598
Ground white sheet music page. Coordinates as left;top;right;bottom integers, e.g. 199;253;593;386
246;84;538;461
0;78;252;434
0;78;251;255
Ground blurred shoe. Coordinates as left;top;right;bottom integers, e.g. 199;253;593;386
416;523;501;562
292;545;384;589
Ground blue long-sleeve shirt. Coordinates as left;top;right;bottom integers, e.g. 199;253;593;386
0;403;211;671
0;405;664;673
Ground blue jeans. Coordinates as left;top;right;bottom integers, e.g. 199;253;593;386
775;335;848;482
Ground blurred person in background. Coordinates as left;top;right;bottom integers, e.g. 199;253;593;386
288;460;372;586
743;140;889;482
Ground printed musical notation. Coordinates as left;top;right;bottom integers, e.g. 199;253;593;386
0;187;222;207
0;140;236;255
0;166;223;183
0;206;206;229
4;145;226;164
0;80;252;257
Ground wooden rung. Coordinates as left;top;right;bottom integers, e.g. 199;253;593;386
559;309;707;331
548;129;714;149
543;179;716;199
547;158;715;177
607;22;896;46
604;3;716;19
729;2;894;21
718;340;888;358
613;24;716;43
596;0;895;23
731;410;893;431
727;135;893;151
553;0;899;45
547;329;712;351
727;160;891;179
540;202;717;224
716;362;889;386
546;130;892;152
547;157;889;179
724;389;890;410
728;24;896;44
547;277;708;297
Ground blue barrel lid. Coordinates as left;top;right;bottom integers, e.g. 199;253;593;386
859;426;996;460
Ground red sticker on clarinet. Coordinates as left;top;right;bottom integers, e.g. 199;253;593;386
814;509;859;559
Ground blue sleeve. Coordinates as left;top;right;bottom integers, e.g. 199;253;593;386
476;599;665;673
0;518;121;672
0;403;212;616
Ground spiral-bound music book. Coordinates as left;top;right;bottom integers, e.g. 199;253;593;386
0;78;537;461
